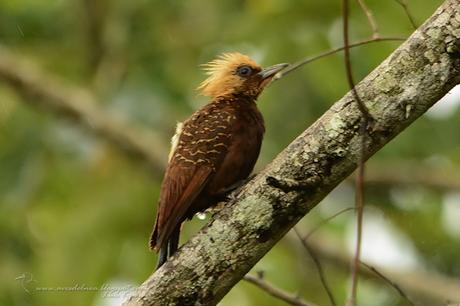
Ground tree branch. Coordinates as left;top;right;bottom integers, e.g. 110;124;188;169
395;0;418;30
356;0;380;38
292;230;414;305
293;227;336;306
243;273;317;306
342;0;369;304
0;47;168;176
300;235;460;304
123;1;460;305
273;37;405;81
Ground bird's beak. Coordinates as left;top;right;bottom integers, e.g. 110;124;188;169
258;63;289;79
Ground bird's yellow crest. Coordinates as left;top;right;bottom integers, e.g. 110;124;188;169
198;52;262;98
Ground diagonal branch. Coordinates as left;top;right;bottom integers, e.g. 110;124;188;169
0;47;168;176
123;1;460;305
293;227;336;306
243;273;317;306
301;235;460;304
273;37;405;81
356;0;380;38
359;262;414;305
395;0;418;30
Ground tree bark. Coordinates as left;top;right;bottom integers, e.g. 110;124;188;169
123;1;460;305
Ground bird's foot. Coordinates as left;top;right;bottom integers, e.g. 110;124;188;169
219;173;258;201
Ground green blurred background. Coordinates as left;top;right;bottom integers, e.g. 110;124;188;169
1;0;459;305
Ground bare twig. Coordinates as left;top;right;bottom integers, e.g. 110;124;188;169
342;0;370;305
293;227;414;305
356;0;379;38
342;1;372;119
273;37;406;81
287;235;460;304
395;0;418;30
0;47;169;176
243;273;317;306
297;210;413;304
360;262;414;305
294;228;337;306
348;139;366;306
303;207;355;241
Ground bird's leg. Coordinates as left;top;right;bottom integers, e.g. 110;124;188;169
168;226;180;257
214;173;258;201
156;246;168;269
201;174;258;216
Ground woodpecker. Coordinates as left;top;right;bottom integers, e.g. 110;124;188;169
150;52;288;268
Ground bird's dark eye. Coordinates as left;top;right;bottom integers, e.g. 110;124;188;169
236;66;253;77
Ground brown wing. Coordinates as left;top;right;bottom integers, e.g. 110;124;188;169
150;102;234;251
150;163;212;251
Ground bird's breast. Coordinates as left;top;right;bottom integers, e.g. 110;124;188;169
203;102;264;193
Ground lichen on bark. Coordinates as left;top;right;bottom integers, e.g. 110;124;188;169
124;1;460;305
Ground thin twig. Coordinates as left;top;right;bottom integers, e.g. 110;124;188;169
360;262;415;305
342;0;369;305
291;236;446;304
348;131;366;306
356;0;379;38
273;37;405;81
297;209;412;304
243;273;317;306
294;228;337;306
342;2;371;119
395;0;418;30
303;207;355;241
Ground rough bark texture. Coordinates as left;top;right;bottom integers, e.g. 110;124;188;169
124;1;460;305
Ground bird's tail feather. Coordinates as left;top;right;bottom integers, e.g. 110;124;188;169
156;246;168;269
155;225;180;270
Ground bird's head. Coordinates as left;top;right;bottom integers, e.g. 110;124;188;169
198;52;288;99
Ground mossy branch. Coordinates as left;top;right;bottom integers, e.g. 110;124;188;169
123;1;460;305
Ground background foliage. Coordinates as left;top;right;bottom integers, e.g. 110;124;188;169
1;0;458;305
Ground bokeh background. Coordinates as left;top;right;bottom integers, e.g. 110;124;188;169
1;0;459;305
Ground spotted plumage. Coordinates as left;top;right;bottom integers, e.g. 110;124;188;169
150;52;288;268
